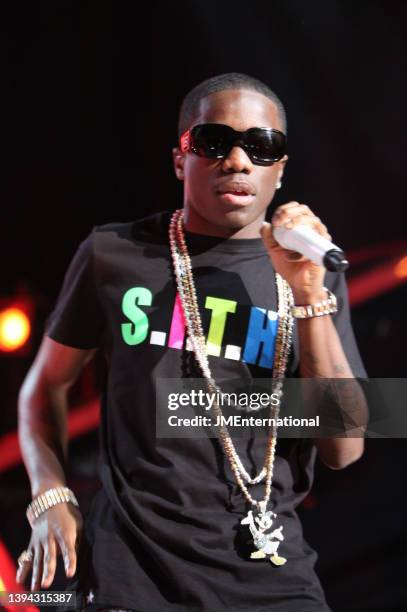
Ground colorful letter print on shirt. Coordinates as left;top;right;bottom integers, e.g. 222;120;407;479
120;287;279;370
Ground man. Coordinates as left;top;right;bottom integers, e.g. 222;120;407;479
16;73;367;611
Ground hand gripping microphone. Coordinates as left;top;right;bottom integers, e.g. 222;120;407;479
272;224;349;272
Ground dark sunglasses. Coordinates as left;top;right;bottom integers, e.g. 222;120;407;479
180;123;286;166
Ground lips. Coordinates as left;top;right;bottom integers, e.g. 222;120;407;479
214;180;256;206
221;188;250;195
223;190;249;195
216;180;256;197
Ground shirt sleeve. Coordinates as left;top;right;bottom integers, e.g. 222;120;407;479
324;270;367;379
44;228;104;349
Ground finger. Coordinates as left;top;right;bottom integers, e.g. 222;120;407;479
284;250;307;262
274;202;312;215
16;549;34;585
273;201;312;213
272;205;300;224
274;201;302;213
279;213;331;237
272;205;316;226
56;531;77;579
31;545;44;592
41;537;57;589
260;221;277;247
260;221;279;249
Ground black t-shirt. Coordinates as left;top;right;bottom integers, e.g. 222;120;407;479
46;211;366;612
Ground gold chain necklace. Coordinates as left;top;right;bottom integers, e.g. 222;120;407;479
169;209;294;566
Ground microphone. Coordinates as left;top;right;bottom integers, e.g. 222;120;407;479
272;224;349;272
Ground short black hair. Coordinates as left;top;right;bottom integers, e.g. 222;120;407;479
177;72;287;139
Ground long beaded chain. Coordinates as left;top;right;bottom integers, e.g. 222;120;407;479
169;209;294;512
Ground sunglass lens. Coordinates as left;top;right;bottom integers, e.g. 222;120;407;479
246;130;286;164
191;125;232;158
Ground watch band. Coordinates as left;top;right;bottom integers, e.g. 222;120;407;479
26;486;79;527
290;287;338;319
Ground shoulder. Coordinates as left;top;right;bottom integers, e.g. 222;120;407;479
92;211;172;247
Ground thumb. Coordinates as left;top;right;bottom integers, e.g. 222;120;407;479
260;221;278;249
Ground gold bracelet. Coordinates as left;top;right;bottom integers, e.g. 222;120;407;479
26;486;79;527
290;287;338;319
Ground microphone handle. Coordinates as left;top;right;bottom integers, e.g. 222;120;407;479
272;225;349;272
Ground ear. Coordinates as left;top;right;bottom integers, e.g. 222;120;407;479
172;147;186;181
276;154;288;183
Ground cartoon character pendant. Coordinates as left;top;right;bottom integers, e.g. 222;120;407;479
240;502;287;566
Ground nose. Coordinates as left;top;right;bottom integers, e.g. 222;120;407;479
221;145;254;174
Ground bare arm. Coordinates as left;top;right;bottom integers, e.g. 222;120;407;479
17;335;97;590
261;202;368;470
294;304;367;469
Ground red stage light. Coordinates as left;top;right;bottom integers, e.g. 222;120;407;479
0;307;31;352
394;255;407;279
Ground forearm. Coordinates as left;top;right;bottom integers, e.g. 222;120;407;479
295;295;353;378
18;381;69;497
262;206;368;468
294;290;368;468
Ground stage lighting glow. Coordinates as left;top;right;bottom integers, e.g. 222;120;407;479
0;307;31;351
394;255;407;279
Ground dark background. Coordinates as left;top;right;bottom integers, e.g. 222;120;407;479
1;2;406;611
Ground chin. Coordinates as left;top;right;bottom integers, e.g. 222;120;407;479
216;210;254;228
186;199;266;235
212;206;264;228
